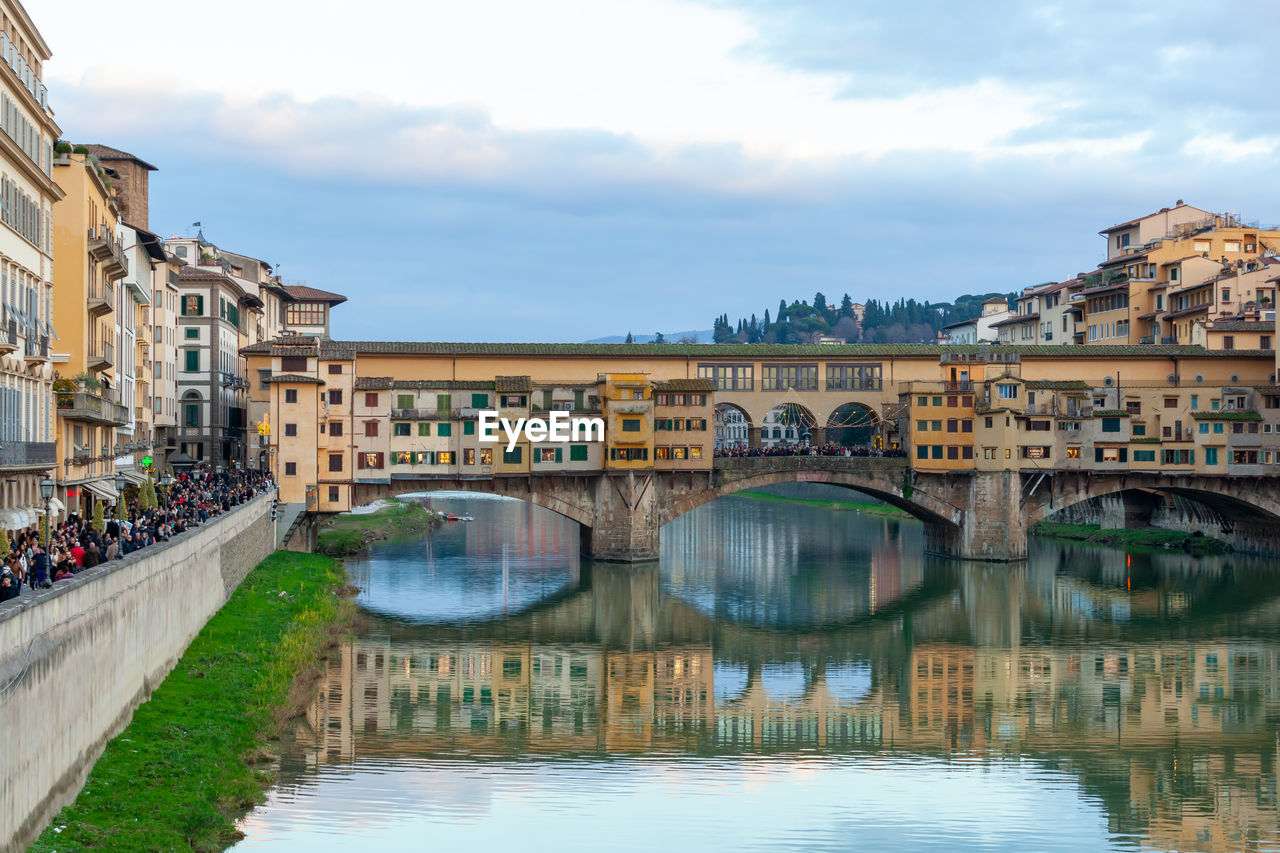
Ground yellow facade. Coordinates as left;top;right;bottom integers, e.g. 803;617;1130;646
51;153;128;512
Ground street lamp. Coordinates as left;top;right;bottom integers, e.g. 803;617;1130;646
40;476;54;546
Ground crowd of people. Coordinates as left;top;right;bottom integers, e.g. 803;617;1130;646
0;468;274;601
714;442;908;458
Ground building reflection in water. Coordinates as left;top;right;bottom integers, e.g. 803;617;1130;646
285;495;1280;852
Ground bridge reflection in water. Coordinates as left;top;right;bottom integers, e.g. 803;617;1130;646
254;494;1280;852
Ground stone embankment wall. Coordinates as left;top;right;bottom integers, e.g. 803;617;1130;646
0;492;276;852
1043;492;1280;553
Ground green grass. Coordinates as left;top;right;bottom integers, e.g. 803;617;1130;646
316;498;440;555
734;489;909;517
31;552;353;852
1032;521;1227;555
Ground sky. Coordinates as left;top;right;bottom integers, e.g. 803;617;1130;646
30;0;1280;342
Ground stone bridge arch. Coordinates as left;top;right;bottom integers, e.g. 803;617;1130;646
350;477;596;528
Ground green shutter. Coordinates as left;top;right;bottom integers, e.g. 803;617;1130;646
397;394;413;409
185;349;198;371
419;422;430;436
464;420;475;435
438;422;452;437
196;294;204;316
437;394;451;413
555;447;562;463
472;393;487;408
570;444;588;461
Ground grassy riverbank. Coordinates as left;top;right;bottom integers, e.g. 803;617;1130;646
735;489;908;517
1032;521;1228;555
317;498;440;556
31;552;355;853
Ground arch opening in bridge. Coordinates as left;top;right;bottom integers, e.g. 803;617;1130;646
762;402;818;447
826;402;879;448
714;402;753;450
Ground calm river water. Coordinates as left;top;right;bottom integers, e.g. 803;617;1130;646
235;493;1280;852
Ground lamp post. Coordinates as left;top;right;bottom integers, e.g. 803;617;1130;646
114;472;128;520
39;476;54;548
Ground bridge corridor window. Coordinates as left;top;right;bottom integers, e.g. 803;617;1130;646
826;363;881;391
762;364;818;391
697;363;753;391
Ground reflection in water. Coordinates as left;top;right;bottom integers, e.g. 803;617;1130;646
238;494;1280;852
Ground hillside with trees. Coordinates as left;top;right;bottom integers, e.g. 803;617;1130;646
711;291;1019;345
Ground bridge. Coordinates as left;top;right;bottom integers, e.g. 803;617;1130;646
330;456;1280;561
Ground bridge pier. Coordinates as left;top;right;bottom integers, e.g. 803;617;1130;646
580;471;660;562
953;470;1028;561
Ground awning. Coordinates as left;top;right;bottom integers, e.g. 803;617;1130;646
118;469;147;486
48;497;65;515
82;479;120;504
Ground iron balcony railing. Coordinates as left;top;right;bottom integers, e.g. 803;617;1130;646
0;440;55;469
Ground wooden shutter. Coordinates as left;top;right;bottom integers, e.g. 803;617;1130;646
357;453;365;469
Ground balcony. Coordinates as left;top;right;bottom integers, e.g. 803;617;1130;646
87;226;129;280
56;390;129;425
1161;336;1176;345
86;339;114;372
1139;336;1154;345
0;440;56;470
1043;331;1053;341
86;280;114;317
0;318;15;354
23;334;48;362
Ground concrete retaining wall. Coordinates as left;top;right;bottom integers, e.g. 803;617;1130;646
0;491;276;852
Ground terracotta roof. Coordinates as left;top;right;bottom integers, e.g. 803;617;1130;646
1161;254;1208;266
1164;304;1210;319
281;285;347;304
83;144;158;171
495;375;533;393
391;380;495;390
1207;320;1274;332
1097;203;1203;234
177;266;227;281
653;379;717;392
1024;380;1091;390
353;377;392;390
265;374;324;385
1080;280;1130;297
1099;249;1151;267
991;313;1039;328
240;336;1272;360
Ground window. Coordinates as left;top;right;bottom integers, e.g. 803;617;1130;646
696;363;753;391
328;364;342;374
1214;422;1224;434
503;447;523;464
947;419;958;433
393;422;410;436
437;422;452;437
983;448;996;459
1066;447;1080;459
285;302;326;326
622;419;640;432
691;446;703;460
397;394;414;409
1205;447;1219;465
437;451;453;464
947;396;958;407
997;384;1018;400
1223;335;1235;350
1131;424;1146;436
464;448;475;465
464;421;476;435
480;449;493;465
328;389;343;405
931;446;943;459
570;444;589;461
1095;447;1127;463
1101;418;1121;433
825;363;881;391
284;388;298;404
184;328;198;339
946;446;959;459
183;403;199;427
329;454;343;472
916;445;927;460
933;397;942;407
182;294;203;316
280;356;306;372
1264;336;1273;350
1133;450;1156;462
284;462;296;476
984;417;993;428
1164;397;1177;408
364;393;378;407
364;421;378;437
762;364;819;391
537;447;561;463
917;396;927;406
917;420;928;432
184;349;199;372
1162;448;1194;465
284;423;297;437
358;452;384;469
328;486;339;502
418;423;430;436
437;394;452;412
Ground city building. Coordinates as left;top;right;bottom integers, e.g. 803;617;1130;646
0;0;60;529
51;150;130;515
941;297;1011;345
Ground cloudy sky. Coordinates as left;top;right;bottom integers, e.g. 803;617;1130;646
33;0;1280;341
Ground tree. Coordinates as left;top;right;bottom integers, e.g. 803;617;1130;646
814;292;828;316
115;493;126;522
653;332;666;344
91;498;105;533
624;331;634;344
840;293;854;317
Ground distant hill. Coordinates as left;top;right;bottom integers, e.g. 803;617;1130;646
586;329;713;344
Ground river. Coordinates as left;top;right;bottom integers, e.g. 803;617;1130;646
234;492;1280;852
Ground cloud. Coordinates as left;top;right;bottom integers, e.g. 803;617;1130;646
29;0;1280;342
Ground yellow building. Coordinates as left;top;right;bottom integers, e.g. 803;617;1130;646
51;151;129;514
602;373;652;469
